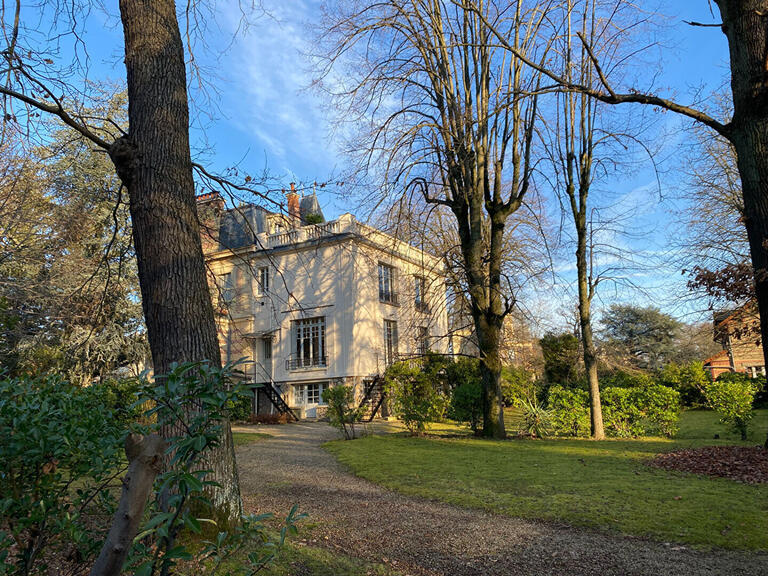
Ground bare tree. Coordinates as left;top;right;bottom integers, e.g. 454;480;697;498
474;0;768;448
0;1;243;524
548;0;606;439
316;0;551;437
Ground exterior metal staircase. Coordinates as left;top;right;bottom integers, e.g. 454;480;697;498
256;380;299;421
358;376;386;422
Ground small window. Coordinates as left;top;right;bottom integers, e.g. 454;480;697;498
417;326;430;356
414;276;428;311
220;272;234;305
384;319;399;365
263;338;272;360
378;263;398;304
257;266;270;295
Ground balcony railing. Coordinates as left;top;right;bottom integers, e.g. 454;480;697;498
379;291;399;306
285;356;328;370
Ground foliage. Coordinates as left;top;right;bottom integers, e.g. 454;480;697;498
548;383;680;438
322;385;367;440
0;126;147;385
447;380;483;433
600;304;682;371
228;392;253;423
598;369;655;389
500;365;537;406
656;361;710;406
517;397;552;438
384;360;448;435
703;374;761;440
548;386;591;437
100;376;145;427
0;374;125;575
602;385;681;438
539;332;581;386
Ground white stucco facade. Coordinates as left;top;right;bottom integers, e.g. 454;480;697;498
201;202;449;418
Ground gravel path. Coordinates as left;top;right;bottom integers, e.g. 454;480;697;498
234;422;768;576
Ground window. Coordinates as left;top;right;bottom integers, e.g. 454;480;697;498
414;275;428;311
378;263;398;304
263;338;272;360
289;317;326;369
384;319;399;365
417;326;430;356
296;382;326;405
220;272;234;305
257;266;270;295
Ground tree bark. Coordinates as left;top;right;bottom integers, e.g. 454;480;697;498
577;231;604;439
90;434;166;576
114;0;242;523
716;0;768;448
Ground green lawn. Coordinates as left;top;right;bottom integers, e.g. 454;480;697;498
232;431;272;446
325;409;768;550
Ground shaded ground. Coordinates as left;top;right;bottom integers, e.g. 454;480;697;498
234;422;768;576
649;445;768;485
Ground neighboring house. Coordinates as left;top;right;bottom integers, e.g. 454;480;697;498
703;303;765;378
198;186;449;419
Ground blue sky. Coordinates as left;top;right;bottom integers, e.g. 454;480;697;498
54;1;735;326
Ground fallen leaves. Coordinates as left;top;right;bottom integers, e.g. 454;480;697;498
647;445;768;484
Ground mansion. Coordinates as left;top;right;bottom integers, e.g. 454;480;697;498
197;186;449;419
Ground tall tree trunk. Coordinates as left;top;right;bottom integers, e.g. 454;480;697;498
576;231;604;439
476;317;506;439
114;0;242;523
717;0;768;448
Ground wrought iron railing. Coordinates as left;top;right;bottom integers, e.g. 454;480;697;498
285;355;328;370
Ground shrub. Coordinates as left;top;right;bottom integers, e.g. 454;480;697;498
548;383;680;438
0;374;125;575
602;384;681;438
518;397;552;438
228;390;254;422
657;361;710;406
548;386;591;437
599;369;655;389
322;385;366;439
501;365;537;406
448;380;483;433
384;360;448;435
703;374;761;440
99;376;144;426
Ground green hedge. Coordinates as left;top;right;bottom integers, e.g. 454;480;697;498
548;383;681;438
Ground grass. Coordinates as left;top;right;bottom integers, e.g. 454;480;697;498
324;409;768;550
232;431;271;446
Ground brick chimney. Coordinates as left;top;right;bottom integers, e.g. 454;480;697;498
286;182;301;224
196;191;225;253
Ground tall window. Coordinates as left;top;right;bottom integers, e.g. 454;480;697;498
384;319;399;365
414;275;427;311
291;316;326;369
378;263;397;304
257;266;270;295
263;338;272;360
417;326;430;356
220;271;234;305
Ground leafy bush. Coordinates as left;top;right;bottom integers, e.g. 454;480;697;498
447;380;483;433
501;365;537;406
598;369;655;389
548;386;591;437
703;374;761;440
322;385;366;439
228;390;254;422
547;383;680;438
0;374;125;575
518;397;552;438
657;361;710;406
384;360;448;435
602;384;681;438
99;376;144;426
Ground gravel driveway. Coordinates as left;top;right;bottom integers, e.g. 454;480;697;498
234;422;768;576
